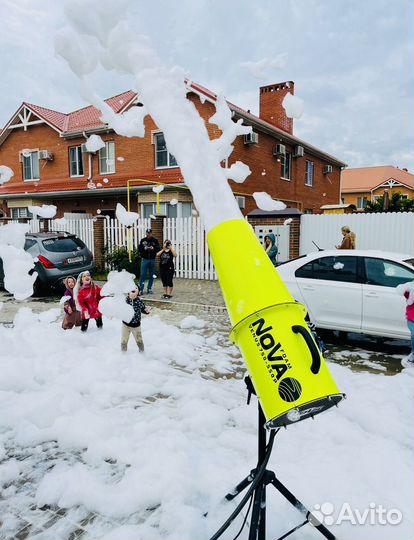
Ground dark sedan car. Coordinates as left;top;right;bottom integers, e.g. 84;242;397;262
0;231;96;295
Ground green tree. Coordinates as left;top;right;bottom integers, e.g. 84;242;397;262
103;246;141;276
364;191;414;213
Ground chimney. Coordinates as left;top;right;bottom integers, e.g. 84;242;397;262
259;81;294;134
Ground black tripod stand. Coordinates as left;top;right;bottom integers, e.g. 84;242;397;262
209;377;336;540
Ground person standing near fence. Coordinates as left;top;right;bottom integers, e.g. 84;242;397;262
138;228;160;295
157;240;177;299
336;226;356;249
264;233;278;266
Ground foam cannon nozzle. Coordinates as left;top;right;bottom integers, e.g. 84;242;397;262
207;220;344;428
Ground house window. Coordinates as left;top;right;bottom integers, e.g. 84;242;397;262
281;152;291;180
235;196;246;209
99;141;115;174
305;160;314;186
181;202;193;217
22;151;40;180
142;202;177;218
304;209;314;214
69;146;84;176
11;207;32;219
357;197;368;209
154;132;178;168
142;201;191;218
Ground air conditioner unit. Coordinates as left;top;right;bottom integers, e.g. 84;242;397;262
81;143;97;154
38;150;53;161
244;132;258;145
323;165;333;174
273;144;286;156
293;145;304;158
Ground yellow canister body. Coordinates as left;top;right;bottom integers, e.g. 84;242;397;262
207;219;344;428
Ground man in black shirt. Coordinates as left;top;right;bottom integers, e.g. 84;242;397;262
138;228;160;294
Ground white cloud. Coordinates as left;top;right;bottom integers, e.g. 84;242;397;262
0;0;412;171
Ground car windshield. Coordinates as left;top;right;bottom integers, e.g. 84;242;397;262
42;237;85;253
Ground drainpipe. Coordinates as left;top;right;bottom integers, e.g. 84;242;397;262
83;132;93;180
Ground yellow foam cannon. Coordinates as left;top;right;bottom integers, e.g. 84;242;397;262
208;219;344;428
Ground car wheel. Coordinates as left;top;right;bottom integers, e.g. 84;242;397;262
33;278;46;297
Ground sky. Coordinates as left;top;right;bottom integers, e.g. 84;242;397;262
0;0;412;171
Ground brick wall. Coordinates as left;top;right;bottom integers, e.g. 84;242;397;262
259;82;294;134
247;215;301;259
0;92;341;217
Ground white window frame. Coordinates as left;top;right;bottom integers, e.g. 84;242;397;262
69;146;84;177
305;160;314;187
357;196;368;209
140;201;192;218
154;132;178;169
99;141;116;174
281;152;291;181
11;207;32;219
22;151;40;181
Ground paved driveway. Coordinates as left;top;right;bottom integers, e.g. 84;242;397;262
0;276;409;376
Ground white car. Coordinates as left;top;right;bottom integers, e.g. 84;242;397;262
276;250;414;340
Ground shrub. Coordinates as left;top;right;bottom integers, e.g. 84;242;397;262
103;246;141;277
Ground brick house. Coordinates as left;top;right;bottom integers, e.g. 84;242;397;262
341;165;414;211
0;81;346;220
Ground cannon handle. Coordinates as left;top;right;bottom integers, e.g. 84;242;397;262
292;325;321;374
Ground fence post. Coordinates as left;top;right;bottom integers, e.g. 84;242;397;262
41;219;49;233
93;215;106;270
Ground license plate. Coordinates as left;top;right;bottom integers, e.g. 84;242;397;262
67;256;83;264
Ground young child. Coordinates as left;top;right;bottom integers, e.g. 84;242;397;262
61;276;81;330
74;271;103;332
121;286;150;352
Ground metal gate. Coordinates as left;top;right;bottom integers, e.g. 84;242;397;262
254;225;290;262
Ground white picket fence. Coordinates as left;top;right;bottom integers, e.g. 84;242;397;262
50;218;95;256
104;217;152;255
5;218;96;255
103;217;217;279
300;212;414;256
164;217;217;279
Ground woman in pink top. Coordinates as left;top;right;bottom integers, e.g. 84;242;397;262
399;282;414;364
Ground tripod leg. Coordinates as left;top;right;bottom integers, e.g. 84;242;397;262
248;480;266;540
225;472;255;501
270;476;335;540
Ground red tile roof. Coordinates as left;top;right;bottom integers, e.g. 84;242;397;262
65;90;137;133
22;103;67;132
342;166;414;193
1;83;345;167
21;90;138;135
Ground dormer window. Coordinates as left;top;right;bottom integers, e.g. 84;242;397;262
22;151;40;181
